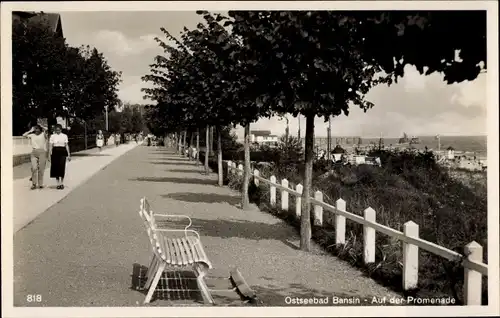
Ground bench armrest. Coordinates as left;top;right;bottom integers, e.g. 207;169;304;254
153;214;192;230
154;228;201;243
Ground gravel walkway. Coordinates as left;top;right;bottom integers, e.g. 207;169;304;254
14;146;400;307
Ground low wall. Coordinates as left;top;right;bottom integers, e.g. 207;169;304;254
12;134;99;167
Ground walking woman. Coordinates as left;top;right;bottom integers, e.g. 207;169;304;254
22;124;48;190
96;130;105;151
48;124;71;189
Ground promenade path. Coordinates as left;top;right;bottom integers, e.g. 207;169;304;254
13;143;139;233
13;145;400;307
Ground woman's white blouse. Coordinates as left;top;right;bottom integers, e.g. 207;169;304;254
49;133;69;147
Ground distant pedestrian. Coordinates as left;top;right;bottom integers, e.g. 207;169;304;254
49;124;71;190
22;124;48;190
96;130;105;151
191;146;197;161
116;133;121;147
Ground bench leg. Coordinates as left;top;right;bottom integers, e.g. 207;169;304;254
194;263;214;305
144;255;159;290
144;262;166;304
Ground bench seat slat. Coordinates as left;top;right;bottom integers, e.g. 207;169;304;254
173;238;187;265
190;237;209;264
187;237;202;263
173;238;183;266
181;237;194;264
157;233;168;260
161;237;172;263
166;238;177;265
196;241;210;264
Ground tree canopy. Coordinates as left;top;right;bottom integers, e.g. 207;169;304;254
12;15;122;135
142;10;486;251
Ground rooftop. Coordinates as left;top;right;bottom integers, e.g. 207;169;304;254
14;11;63;37
251;130;272;136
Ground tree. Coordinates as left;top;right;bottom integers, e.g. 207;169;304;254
142;10;486;251
354;11;486;84
228;10;486;251
12;17;68;133
228;11;387;250
143;11;273;196
12;15;122;135
65;46;122;121
130;105;145;132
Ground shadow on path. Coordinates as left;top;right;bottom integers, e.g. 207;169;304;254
165;169;206;174
163;192;241;207
72;153;111;157
131;263;204;304
161;217;298;242
131;177;215;185
149;160;196;166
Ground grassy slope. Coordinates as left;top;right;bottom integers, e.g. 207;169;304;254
201;150;488;304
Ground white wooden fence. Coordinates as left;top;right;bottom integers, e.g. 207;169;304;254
226;160;488;305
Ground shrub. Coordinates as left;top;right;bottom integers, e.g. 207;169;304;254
219;148;488;304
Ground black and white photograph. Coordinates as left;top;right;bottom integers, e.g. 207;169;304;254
1;1;498;317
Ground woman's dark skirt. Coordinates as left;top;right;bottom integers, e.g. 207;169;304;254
50;147;68;178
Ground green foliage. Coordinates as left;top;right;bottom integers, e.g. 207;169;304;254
276;135;304;162
12;16;122;135
227;11;486;120
107;103;146;134
142;8;487;252
142;11;275;135
354;11;486;84
227;149;487;303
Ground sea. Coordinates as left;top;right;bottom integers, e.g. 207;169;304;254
315;135;488;158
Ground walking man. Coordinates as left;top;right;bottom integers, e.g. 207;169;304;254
22;124;48;189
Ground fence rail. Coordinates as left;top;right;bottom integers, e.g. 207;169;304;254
226;160;488;305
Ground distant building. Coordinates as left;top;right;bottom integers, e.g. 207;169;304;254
12;11;63;38
250;130;278;145
447;146;455;160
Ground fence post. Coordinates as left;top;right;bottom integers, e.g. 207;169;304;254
295;184;303;218
237;164;243;177
403;221;419;290
270;175;276;207
335;198;346;244
313;191;323;226
254;169;260;187
363;207;376;264
464;241;483;305
281;179;289;211
227;160;232;175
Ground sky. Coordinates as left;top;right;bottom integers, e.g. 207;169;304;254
59;11;487;139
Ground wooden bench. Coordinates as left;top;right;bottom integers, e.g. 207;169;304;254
138;197;214;304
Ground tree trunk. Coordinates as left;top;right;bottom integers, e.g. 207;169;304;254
217;126;223;187
205;125;210;174
196;128;200;165
182;130;187;156
297;115;301;140
209;126;214;156
285;125;289;149
179;131;183;155
327;117;332;161
176;132;181;153
190;131;194;148
242;123;251;210
300;114;315;252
